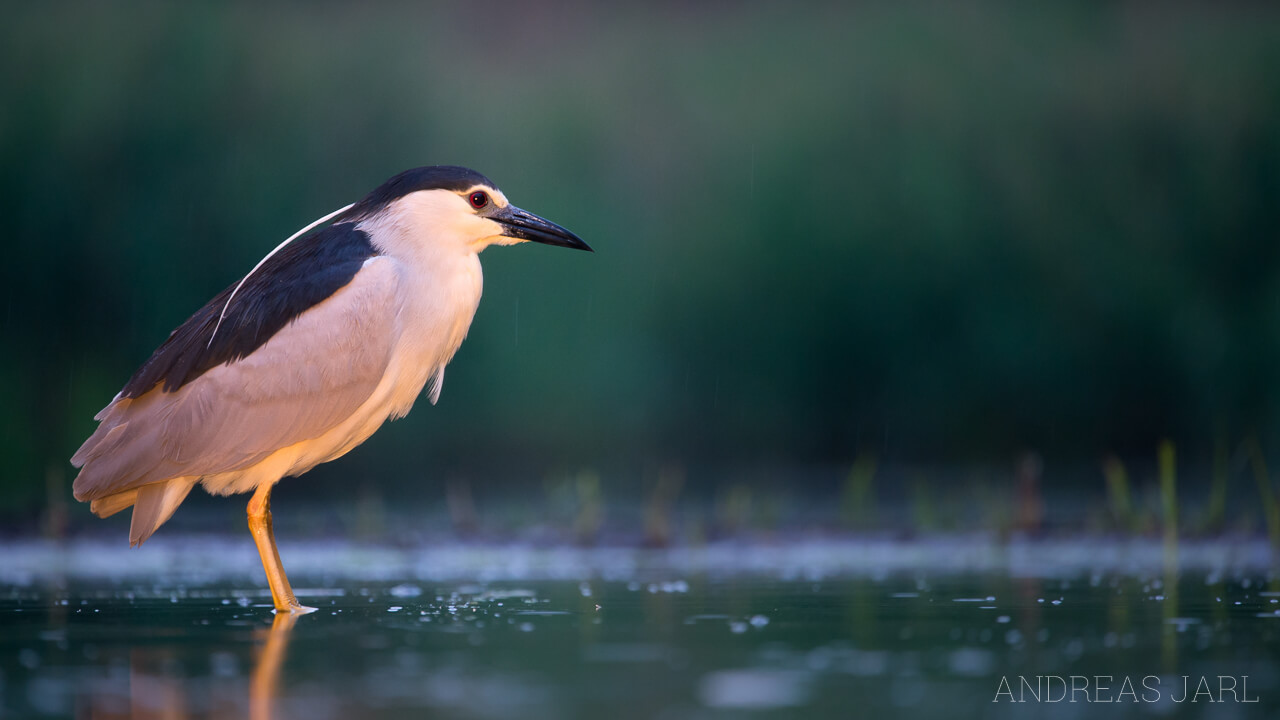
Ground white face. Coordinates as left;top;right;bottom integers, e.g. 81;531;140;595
356;185;519;257
356;181;587;258
455;184;527;250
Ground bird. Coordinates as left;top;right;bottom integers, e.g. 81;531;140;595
70;165;591;613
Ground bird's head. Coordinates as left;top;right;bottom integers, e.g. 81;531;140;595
346;166;591;255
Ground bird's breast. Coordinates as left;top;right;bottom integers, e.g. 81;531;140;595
384;251;484;410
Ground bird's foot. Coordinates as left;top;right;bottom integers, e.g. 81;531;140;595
274;603;318;615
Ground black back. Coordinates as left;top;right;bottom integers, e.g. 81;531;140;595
121;222;378;398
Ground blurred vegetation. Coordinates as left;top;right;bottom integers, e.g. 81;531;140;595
2;2;1280;524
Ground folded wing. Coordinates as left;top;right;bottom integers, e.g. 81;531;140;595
72;255;402;503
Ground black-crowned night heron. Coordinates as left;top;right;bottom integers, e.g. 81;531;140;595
71;166;590;613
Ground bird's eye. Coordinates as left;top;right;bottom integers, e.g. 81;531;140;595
468;191;489;209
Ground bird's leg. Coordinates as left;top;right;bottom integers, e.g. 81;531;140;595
247;483;314;614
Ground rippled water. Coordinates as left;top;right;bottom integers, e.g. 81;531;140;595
3;537;1279;719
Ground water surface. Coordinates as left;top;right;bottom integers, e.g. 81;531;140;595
2;537;1277;719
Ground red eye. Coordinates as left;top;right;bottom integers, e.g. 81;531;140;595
468;191;489;209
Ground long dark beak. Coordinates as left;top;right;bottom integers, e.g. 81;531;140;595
497;205;592;252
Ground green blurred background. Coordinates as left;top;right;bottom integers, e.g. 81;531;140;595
3;2;1279;534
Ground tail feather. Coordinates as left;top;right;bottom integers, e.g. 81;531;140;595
129;479;197;547
90;490;140;519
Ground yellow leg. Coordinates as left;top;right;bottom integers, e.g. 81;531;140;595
247;483;315;614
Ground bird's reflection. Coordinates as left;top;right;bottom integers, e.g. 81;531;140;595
105;610;301;720
250;612;299;720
